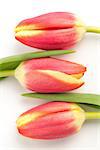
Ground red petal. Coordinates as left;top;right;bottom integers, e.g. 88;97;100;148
25;70;84;93
16;12;76;31
23;57;86;75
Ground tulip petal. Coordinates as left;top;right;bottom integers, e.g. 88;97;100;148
15;12;76;32
71;73;84;79
15;28;84;50
18;112;77;139
18;70;84;93
22;57;86;75
17;102;75;128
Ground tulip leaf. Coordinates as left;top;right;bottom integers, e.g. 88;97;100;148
0;77;6;80
78;104;100;112
0;50;75;71
22;93;100;108
0;50;75;80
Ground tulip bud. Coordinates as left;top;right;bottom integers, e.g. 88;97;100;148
15;12;100;50
15;12;86;50
15;58;86;93
17;102;86;139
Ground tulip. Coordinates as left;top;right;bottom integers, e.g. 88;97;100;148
0;58;86;93
15;12;100;50
16;102;100;140
14;58;86;93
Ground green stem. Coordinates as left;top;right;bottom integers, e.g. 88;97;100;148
86;26;100;33
86;112;100;119
0;70;15;77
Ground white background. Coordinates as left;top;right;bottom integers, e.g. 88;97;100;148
0;0;100;150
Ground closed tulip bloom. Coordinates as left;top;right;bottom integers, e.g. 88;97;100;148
15;58;86;93
15;12;100;50
16;102;86;139
15;12;86;50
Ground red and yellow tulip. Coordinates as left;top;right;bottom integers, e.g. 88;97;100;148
15;12;86;50
15;58;86;93
17;102;86;139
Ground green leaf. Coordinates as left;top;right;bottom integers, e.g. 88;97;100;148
0;77;6;80
0;50;75;71
22;93;100;107
0;50;75;80
78;104;100;112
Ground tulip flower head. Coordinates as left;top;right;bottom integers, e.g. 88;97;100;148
15;12;86;50
16;102;86;139
15;57;86;93
15;12;100;50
